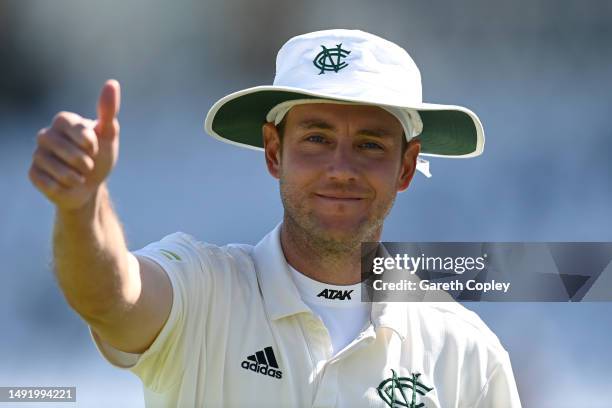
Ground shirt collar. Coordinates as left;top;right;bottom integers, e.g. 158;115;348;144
371;302;408;341
367;242;409;340
252;222;409;341
253;222;311;320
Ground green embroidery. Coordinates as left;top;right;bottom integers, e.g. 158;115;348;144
159;249;181;261
377;369;433;408
313;44;351;74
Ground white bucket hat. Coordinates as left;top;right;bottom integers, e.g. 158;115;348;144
204;29;485;178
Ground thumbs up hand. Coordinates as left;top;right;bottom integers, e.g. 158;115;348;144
29;80;122;211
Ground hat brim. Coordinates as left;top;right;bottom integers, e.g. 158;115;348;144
204;85;484;158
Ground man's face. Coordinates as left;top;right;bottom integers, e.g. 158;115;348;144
263;103;420;251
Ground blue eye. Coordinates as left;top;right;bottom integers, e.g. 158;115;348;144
307;135;326;143
361;142;383;150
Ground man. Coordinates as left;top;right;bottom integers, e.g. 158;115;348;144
29;29;521;407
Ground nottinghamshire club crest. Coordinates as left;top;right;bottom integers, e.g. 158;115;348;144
312;43;351;74
377;369;434;408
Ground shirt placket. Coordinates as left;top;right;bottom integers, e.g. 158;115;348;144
302;314;377;408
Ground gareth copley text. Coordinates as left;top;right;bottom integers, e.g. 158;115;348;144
372;279;511;294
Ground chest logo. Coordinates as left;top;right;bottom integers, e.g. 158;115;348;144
317;288;353;300
241;346;283;380
313;44;351;74
377;369;433;408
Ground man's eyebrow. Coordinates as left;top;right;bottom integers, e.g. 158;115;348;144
297;119;337;131
356;128;394;138
297;120;394;138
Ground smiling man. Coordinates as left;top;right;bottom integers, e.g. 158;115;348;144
29;29;521;407
265;103;418;286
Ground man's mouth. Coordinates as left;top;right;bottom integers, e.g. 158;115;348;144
314;193;365;201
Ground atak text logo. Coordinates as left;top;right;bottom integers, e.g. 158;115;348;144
317;288;353;300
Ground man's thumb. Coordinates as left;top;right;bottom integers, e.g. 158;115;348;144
95;79;121;137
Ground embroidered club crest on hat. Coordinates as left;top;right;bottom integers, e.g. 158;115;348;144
313;43;351;74
204;29;485;178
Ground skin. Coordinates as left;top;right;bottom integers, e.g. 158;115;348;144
263;103;421;285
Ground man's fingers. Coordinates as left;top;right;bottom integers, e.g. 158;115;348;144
63;121;98;157
36;128;95;176
29;164;69;199
51;112;97;154
95;79;121;138
52;111;84;132
32;80;121;210
31;148;85;188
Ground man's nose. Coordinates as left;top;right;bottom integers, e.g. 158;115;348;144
326;142;359;181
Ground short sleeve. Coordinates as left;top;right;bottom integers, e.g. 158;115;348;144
471;351;522;408
89;231;210;393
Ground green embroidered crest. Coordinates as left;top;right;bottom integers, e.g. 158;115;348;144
312;44;351;74
377;369;433;408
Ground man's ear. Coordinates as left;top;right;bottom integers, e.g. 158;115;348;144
263;122;281;179
397;138;421;192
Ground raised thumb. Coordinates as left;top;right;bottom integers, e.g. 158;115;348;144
95;79;121;138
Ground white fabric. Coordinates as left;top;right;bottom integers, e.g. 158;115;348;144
273;30;423;106
89;223;522;407
287;264;371;355
265;99;432;178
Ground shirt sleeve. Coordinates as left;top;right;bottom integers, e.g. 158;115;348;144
471;351;522;408
88;231;211;393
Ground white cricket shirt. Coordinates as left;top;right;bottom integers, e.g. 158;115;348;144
90;223;522;407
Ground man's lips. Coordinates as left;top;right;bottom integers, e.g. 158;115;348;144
314;193;366;201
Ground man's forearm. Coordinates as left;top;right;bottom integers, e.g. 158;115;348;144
52;183;132;323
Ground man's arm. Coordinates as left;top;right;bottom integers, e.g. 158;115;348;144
29;80;172;354
54;183;172;354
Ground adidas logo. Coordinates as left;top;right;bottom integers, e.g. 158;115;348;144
241;346;283;380
317;288;353;300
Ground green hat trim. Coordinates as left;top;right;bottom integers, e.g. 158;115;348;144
211;90;477;156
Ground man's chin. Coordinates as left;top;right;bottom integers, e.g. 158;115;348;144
310;219;374;247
